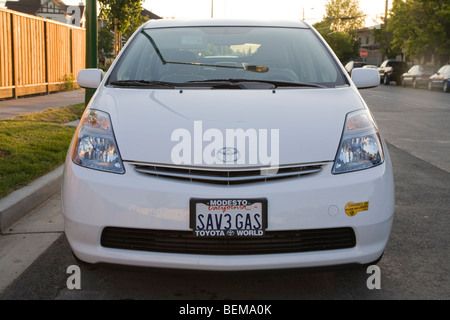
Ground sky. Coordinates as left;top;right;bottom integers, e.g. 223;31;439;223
51;0;392;28
143;0;392;27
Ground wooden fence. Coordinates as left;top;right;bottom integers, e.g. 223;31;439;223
0;8;85;99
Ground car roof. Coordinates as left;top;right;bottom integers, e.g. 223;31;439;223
142;18;310;29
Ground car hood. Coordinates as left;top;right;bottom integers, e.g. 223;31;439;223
91;87;366;167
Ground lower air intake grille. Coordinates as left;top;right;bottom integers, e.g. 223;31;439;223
101;227;356;255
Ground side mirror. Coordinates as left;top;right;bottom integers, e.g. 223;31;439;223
351;68;379;89
77;69;103;89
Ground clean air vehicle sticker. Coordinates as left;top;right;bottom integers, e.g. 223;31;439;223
345;201;369;216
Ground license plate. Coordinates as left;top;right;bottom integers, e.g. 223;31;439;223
190;198;267;237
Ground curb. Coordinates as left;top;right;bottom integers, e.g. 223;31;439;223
0;165;63;234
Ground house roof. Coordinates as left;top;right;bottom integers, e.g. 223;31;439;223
51;0;68;10
141;8;162;20
35;0;72;14
6;0;74;15
5;0;42;15
6;0;85;26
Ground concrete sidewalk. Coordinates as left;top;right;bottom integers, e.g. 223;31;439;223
0;182;64;293
0;89;85;120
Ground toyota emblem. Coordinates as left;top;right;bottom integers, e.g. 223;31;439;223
217;147;240;162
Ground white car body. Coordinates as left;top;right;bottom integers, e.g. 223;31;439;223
62;19;394;271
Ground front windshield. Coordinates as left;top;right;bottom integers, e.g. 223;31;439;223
108;26;348;88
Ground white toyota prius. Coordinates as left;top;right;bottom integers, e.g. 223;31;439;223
62;19;395;271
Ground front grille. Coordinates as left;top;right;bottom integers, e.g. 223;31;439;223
101;227;356;255
131;162;326;185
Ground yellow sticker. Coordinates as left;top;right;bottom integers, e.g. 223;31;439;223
345;201;369;216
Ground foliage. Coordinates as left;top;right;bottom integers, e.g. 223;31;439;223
11;104;85;124
98;26;114;57
122;12;150;40
62;73;77;91
314;20;360;62
324;0;366;33
0;121;74;198
313;0;364;62
0;103;86;198
371;21;402;59
387;0;450;63
99;0;144;34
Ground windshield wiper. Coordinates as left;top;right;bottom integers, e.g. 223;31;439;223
270;81;326;88
109;80;176;88
185;79;326;89
234;79;326;88
109;79;327;90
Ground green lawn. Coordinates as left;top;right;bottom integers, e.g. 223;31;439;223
0;103;86;198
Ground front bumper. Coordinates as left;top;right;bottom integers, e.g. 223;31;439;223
62;158;395;271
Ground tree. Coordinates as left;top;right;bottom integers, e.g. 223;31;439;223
313;20;360;62
122;12;150;40
99;0;144;56
99;0;143;34
98;26;114;58
324;0;366;33
387;0;450;64
371;19;401;59
313;0;364;62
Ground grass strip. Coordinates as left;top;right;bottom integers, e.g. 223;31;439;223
0;103;86;198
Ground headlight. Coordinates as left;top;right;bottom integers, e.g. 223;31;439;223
332;109;384;174
72;109;124;174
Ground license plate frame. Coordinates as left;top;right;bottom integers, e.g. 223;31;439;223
190;198;267;237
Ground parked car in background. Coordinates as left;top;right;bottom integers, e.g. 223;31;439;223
362;65;377;69
344;61;367;74
428;65;450;92
401;65;435;88
378;60;408;85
